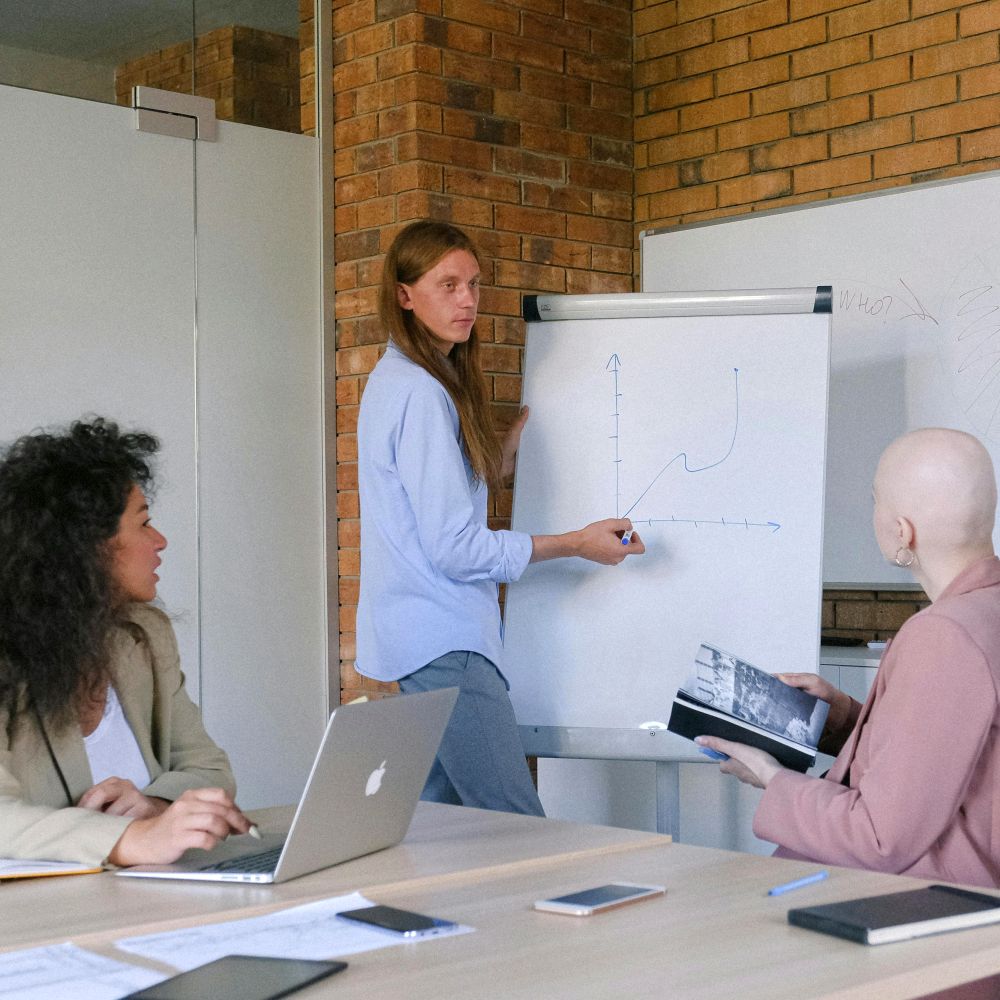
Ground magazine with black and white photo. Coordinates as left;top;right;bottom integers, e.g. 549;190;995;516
667;643;830;772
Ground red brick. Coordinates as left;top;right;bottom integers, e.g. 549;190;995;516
646;76;715;111
521;181;593;214
680;92;751;130
521;123;590;159
791;94;870;133
961;61;1000;99
442;50;519;90
913;34;999;78
874;75;958;117
874;136;957;176
565;0;630;33
874;11;957;58
566;269;631;293
635;108;681;142
752;75;827;116
522;236;592;269
637;163;682;195
442;0;519;33
648;184;718;217
829;54;911;99
961;1;1000;35
521;67;591;105
829;0;909;39
636;20;713;61
961;125;1000;161
494;147;566;182
678;37;750;77
479;341;525;370
791;0;862;16
792;35;870;78
444;167;519;203
494;90;566;129
793;154;872;193
593;191;634;221
717;170;792;206
522;10;591;53
750;17;826;59
718;111;789;150
750;133;828;170
495;204;567;239
716;54;790;96
492;32;564;74
715;0;788;40
914;93;1000;139
830;115;912;156
566;215;632;246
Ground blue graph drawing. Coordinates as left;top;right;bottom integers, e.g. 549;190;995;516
607;354;781;533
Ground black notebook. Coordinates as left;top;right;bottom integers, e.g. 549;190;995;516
788;884;1000;945
667;643;829;772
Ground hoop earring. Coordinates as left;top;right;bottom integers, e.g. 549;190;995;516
894;546;915;568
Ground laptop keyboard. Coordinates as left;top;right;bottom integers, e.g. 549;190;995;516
199;845;283;874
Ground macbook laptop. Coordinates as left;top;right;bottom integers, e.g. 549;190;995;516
116;687;458;884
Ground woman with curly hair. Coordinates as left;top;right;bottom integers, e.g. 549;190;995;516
0;417;251;867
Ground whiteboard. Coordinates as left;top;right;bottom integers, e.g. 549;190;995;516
503;310;830;745
641;170;1000;586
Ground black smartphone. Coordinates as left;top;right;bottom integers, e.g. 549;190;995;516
338;903;458;938
122;955;347;1000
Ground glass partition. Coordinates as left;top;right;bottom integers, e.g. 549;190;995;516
0;0;301;133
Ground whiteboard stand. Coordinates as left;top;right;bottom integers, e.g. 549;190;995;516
522;726;702;839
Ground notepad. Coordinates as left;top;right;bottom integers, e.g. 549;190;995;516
788;884;1000;945
0;858;102;880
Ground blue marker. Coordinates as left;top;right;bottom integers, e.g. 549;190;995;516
767;870;829;896
698;747;729;761
621;529;634;546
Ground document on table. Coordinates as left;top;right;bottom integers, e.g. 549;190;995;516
116;891;472;972
0;942;164;1000
0;857;101;879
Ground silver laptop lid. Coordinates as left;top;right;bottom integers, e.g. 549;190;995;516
273;686;458;881
116;687;457;883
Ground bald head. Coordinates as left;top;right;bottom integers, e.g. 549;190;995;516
874;428;997;558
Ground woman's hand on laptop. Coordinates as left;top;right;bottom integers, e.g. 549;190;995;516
106;787;252;867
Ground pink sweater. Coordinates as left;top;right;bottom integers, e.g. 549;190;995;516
755;556;1000;888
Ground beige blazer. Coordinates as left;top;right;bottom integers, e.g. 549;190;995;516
0;604;236;866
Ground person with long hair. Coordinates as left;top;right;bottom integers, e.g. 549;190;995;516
356;220;645;816
0;418;252;866
698;428;1000;888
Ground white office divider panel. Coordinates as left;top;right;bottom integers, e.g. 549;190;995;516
195;122;325;809
505;308;830;745
641;170;1000;586
0;84;200;683
0;83;325;809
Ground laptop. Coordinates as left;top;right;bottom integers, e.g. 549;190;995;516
116;687;458;884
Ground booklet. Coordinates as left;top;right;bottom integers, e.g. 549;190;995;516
788;884;1000;945
0;858;102;880
666;643;829;772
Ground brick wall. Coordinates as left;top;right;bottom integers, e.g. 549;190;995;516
634;0;999;644
332;1;634;702
116;25;301;133
634;0;1000;227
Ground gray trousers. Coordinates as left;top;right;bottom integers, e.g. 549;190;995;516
398;650;545;817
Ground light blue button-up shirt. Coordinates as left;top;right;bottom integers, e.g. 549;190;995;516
355;342;534;682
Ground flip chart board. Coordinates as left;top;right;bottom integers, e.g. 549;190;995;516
504;300;830;746
641;170;1000;586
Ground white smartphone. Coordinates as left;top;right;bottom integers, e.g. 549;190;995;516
533;882;666;916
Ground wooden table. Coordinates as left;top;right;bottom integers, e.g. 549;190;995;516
5;805;1000;999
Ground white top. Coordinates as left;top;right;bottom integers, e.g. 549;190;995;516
83;685;152;789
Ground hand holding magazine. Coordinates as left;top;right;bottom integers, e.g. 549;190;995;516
667;644;830;772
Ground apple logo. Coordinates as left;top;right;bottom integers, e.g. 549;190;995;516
365;760;387;797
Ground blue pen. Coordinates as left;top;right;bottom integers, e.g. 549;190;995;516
621;529;633;546
767;870;829;896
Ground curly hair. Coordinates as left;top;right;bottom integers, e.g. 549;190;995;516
0;417;159;732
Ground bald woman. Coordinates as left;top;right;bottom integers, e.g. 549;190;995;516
698;428;1000;888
